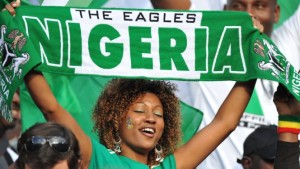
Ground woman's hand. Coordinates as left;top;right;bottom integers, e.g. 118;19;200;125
2;0;20;16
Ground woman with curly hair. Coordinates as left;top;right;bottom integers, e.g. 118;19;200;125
92;79;181;167
24;70;256;169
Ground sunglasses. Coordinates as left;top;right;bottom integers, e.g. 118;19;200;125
22;136;71;153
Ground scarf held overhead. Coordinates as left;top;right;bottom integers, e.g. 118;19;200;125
0;6;298;120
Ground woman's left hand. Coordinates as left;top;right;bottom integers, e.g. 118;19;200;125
2;0;20;16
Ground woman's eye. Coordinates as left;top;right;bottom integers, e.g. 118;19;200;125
154;112;163;117
134;110;145;113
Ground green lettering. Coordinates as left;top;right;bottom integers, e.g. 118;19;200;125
68;22;82;67
195;28;208;71
159;28;188;70
129;27;152;69
212;27;246;73
24;17;63;66
89;24;123;69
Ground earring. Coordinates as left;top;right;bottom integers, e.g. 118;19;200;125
155;144;163;162
113;134;122;153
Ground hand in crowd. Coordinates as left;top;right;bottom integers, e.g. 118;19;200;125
2;0;20;16
273;83;300;116
251;14;264;33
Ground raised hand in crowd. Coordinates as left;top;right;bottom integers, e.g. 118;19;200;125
273;83;300;169
2;0;20;16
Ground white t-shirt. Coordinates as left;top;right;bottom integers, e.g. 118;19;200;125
272;6;300;71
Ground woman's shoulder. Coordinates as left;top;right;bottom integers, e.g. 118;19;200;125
89;137;123;168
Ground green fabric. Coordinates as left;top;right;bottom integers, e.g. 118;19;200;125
19;74;107;140
2;6;294;82
89;138;176;169
244;89;264;115
275;0;300;28
0;11;41;121
180;101;203;143
0;6;298;120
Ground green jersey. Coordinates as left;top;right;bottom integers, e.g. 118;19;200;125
89;138;176;169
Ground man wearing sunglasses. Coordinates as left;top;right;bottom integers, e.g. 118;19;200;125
14;122;81;169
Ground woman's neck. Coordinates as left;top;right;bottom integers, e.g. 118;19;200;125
120;146;149;164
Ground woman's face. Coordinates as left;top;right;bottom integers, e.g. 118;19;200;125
119;92;165;155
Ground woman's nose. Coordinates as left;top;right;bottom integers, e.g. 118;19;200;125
145;112;156;124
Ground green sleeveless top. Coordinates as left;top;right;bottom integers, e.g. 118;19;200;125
89;138;176;169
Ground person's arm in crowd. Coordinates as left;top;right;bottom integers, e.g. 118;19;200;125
273;83;300;169
150;0;191;10
173;79;256;169
24;71;92;169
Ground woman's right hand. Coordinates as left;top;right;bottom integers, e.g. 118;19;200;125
2;0;20;16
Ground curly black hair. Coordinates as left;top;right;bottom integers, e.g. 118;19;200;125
92;79;182;166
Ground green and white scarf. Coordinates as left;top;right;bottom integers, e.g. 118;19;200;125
0;6;298;121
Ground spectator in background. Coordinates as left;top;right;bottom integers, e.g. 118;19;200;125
14;122;81;169
273;84;300;169
190;1;281;168
224;0;280;37
7;91;22;150
0;117;18;169
225;1;297;169
224;0;280;99
237;125;277;169
188;1;293;169
272;5;300;71
0;90;25;169
237;83;300;169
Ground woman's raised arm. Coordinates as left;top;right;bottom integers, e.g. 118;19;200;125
174;80;256;169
